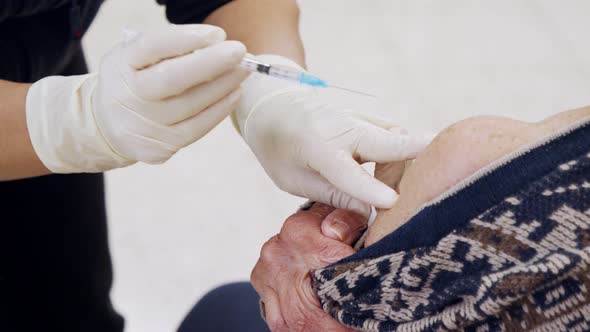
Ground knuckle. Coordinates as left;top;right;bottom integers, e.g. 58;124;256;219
259;235;281;264
281;217;309;244
249;265;261;287
250;256;267;278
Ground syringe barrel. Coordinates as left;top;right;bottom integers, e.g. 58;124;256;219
240;58;301;83
267;66;301;82
240;58;271;74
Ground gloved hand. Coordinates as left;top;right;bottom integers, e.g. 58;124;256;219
26;24;248;173
234;55;431;216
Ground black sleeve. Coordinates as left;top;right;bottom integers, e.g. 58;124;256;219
0;0;71;23
157;0;234;24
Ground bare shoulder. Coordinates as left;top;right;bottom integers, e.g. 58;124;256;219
365;107;590;246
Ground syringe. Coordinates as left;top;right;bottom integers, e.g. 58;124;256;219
239;57;376;98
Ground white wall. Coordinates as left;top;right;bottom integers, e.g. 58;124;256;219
83;1;590;331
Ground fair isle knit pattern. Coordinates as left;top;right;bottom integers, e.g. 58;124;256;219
312;121;590;332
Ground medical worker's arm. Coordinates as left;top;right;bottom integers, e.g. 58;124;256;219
0;24;248;181
0;80;49;180
204;0;431;216
203;0;305;65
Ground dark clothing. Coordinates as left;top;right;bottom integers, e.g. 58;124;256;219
0;173;123;332
0;1;232;331
0;1;100;82
0;0;233;82
178;282;270;332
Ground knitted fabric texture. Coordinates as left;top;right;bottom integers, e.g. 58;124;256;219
312;119;590;332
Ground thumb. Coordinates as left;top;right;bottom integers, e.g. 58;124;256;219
321;209;368;245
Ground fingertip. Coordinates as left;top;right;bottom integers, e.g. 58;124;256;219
235;65;251;79
398;129;437;159
181;24;226;44
347;172;398;209
323;155;398;210
370;183;398;209
390;136;423;160
221;40;247;61
416;131;437;146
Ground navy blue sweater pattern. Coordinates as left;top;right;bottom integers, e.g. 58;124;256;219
313;119;590;332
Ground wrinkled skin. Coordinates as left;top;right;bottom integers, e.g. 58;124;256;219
251;203;366;332
366;108;590;245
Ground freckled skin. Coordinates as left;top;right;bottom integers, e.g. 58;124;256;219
365;108;590;246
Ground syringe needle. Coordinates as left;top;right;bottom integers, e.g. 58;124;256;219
240;57;378;98
328;85;377;98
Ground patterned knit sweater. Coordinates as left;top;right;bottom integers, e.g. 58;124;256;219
312;118;590;332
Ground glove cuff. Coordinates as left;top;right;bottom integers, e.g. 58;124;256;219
26;74;132;173
233;54;311;136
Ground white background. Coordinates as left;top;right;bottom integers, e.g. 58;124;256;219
83;1;590;331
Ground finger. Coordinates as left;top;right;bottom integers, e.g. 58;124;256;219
315;151;398;209
173;88;241;146
354;112;398;128
125;24;226;69
280;209;330;246
294;171;371;218
321;209;367;245
135;40;246;100
314;238;357;266
251;260;289;331
150;68;249;125
355;125;433;162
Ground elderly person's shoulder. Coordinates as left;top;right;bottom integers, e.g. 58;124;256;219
367;107;590;245
313;107;590;332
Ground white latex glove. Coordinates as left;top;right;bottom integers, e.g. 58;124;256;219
235;55;432;216
26;24;248;173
